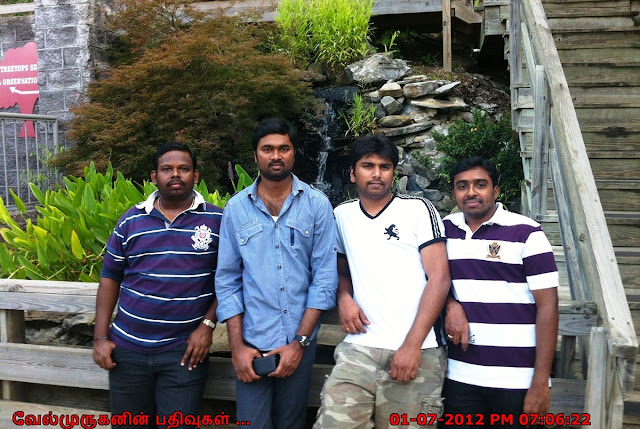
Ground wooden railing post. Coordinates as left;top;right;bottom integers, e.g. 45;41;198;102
0;310;26;401
531;65;549;220
443;0;452;72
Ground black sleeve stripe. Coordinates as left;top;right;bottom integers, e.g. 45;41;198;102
418;236;447;251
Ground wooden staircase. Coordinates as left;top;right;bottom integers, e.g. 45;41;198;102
537;1;640;424
541;0;640;395
481;0;640;426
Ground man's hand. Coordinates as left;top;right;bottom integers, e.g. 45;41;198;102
181;324;214;370
445;298;470;351
93;339;116;370
390;345;421;381
231;343;262;383
338;295;370;334
523;382;550;416
265;342;303;378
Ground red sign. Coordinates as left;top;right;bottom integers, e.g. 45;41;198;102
0;42;40;137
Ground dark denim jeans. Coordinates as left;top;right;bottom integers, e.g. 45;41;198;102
109;343;209;429
441;378;541;429
235;339;317;429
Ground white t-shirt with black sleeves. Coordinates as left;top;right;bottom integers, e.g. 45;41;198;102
335;194;447;351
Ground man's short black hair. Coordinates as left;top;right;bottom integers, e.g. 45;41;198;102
252;117;299;151
349;134;399;169
153;142;197;171
450;156;499;187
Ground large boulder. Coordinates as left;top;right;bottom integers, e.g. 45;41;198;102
338;53;411;86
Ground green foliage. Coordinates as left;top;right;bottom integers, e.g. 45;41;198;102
52;8;317;194
341;93;376;137
106;0;206;65
275;0;374;75
0;163;253;281
433;110;523;205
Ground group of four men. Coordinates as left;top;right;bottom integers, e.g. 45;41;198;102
93;117;559;429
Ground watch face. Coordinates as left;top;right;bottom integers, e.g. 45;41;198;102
296;335;310;347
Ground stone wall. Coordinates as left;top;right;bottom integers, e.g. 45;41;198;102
1;0;113;125
34;0;113;125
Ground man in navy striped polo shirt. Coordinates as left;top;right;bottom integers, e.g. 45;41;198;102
93;142;222;428
442;157;559;428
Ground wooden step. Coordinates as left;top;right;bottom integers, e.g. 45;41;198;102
558;47;640;67
520;129;640;153
546;180;640;218
575;107;640;129
617;247;640;298
546;9;633;18
547;14;636;30
568;86;640;108
541;212;640;248
563;65;640;86
552;27;640;50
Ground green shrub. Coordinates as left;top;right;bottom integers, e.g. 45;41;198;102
52;11;317;194
0;163;252;281
433;109;523;205
341;93;376;137
275;0;374;75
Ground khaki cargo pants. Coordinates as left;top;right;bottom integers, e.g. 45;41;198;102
314;342;446;429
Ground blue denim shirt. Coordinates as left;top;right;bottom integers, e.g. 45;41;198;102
215;174;338;350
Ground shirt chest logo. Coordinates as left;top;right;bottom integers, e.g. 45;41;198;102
192;224;213;250
487;242;501;259
384;224;400;240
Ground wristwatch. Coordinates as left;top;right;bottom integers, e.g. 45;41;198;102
294;334;311;348
202;318;216;329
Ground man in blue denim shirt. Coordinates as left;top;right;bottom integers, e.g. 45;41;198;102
215;117;338;429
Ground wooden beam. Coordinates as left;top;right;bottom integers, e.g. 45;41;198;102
0;2;35;15
0;280;98;314
443;0;452;72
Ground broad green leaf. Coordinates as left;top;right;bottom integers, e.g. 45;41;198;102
71;230;84;260
9;190;26;214
83;183;97;214
29;183;46;205
36;241;49;268
0;245;17;273
16;255;45;280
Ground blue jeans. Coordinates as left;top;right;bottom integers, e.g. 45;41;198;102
235;339;317;429
109;343;208;429
442;379;541;429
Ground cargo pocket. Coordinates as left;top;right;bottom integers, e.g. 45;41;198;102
422;394;444;425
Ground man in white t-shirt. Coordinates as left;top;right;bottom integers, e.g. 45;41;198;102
314;134;451;429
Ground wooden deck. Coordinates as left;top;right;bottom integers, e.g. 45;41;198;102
191;0;482;24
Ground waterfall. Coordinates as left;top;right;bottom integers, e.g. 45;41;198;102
313;101;335;193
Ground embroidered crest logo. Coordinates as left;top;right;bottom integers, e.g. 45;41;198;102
487;242;501;259
192;225;212;250
384;224;400;240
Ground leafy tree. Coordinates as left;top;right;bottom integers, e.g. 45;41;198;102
53;5;318;192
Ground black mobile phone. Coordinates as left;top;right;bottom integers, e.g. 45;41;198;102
252;354;280;376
